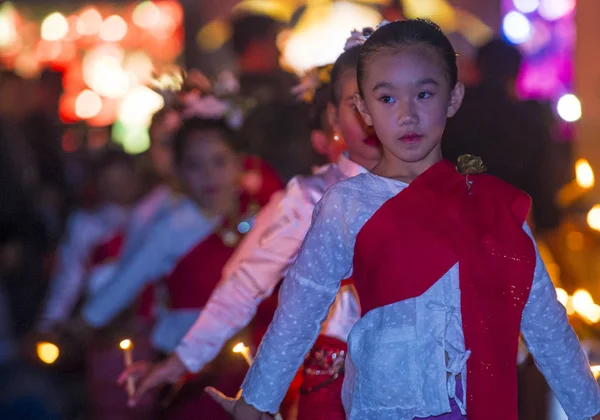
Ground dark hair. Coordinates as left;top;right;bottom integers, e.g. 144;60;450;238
308;83;331;131
239;102;327;182
357;19;458;97
330;46;361;106
91;148;135;178
173;118;240;165
477;39;522;84
231;14;281;56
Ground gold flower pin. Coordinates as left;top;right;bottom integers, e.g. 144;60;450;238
456;154;486;193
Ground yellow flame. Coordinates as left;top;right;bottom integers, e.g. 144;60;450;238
576;159;595;189
37;342;59;364
573;289;596;321
119;339;132;350
555;288;569;307
587;205;600;231
592;365;600;379
233;342;246;353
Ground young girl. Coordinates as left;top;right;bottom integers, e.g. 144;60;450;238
37;150;140;333
121;46;382;420
227;20;600;420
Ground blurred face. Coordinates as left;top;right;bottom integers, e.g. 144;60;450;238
330;71;382;169
355;46;463;171
176;129;241;211
98;162;140;207
150;111;181;179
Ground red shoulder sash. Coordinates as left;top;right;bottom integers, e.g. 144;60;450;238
352;159;535;420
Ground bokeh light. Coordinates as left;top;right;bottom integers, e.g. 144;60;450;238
503;11;532;44
514;0;540;13
538;0;576;21
99;15;128;42
587;205;600;232
37;342;59;364
557;93;582;122
575;158;594;189
77;8;103;36
75;89;102;119
41;12;68;41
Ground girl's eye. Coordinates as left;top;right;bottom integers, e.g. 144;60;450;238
417;91;432;100
379;95;394;104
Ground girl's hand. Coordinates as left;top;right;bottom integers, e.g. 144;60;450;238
118;354;187;406
205;387;273;420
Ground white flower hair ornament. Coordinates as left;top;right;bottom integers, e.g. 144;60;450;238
344;20;392;51
151;68;255;130
290;64;333;103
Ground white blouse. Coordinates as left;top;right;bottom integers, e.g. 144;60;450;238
86;185;178;295
38;204;130;331
176;154;365;373
241;172;600;420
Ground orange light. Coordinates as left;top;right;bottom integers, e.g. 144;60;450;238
575;159;595;189
37;342;60;364
75;89;102;119
59;93;78;123
64;16;82;41
36;40;62;62
99;15;128;42
133;1;160;29
77;8;103;36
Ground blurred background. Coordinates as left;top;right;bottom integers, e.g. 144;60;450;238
0;0;599;419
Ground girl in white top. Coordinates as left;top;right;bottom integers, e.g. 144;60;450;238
221;19;600;420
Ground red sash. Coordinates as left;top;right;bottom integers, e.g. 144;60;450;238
352;159;535;420
88;231;124;268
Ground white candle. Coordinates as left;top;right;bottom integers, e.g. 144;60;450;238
233;343;283;420
233;342;253;366
120;339;135;398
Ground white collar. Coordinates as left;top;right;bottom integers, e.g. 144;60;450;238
336;152;368;178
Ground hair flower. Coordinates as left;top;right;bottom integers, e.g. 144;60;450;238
290;64;333;103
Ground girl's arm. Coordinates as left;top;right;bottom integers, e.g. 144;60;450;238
521;224;600;419
240;187;354;414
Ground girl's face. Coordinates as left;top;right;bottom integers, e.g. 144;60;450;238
150;111;181;179
330;71;382;167
98;162;140;207
355;46;464;169
177;130;241;210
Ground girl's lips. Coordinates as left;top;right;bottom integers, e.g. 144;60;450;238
363;135;381;147
399;133;423;143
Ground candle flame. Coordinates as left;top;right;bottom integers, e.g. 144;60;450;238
119;339;132;350
576;159;595;189
592;365;600;379
37;341;59;364
233;342;246;353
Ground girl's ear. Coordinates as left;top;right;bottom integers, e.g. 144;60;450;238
310;129;330;156
447;82;465;118
353;93;373;126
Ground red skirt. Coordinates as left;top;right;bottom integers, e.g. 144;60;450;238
296;335;347;420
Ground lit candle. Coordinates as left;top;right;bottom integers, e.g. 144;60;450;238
591;365;600;380
119;339;135;398
233;343;283;420
233;342;253;367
